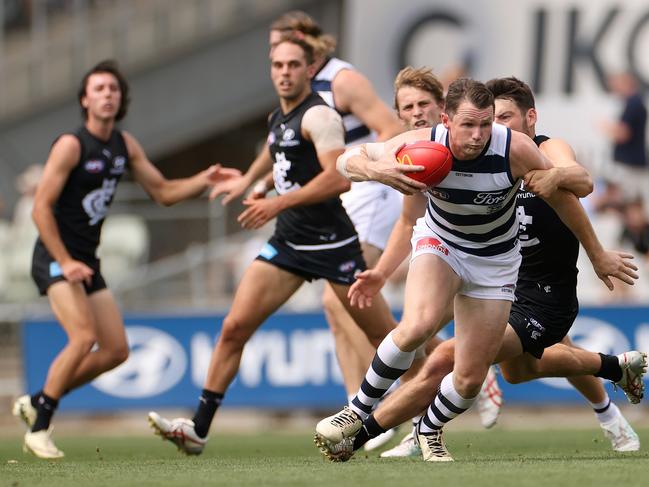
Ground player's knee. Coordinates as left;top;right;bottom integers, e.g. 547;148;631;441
69;328;98;354
219;315;253;349
394;321;434;351
500;362;538;384
452;370;485;398
422;343;455;378
500;367;523;384
107;345;129;368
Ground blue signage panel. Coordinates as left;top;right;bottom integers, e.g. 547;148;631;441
21;308;649;411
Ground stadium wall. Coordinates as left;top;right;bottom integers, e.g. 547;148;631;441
343;0;649;176
21;308;649;411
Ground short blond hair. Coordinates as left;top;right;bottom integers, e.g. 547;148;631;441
394;66;444;110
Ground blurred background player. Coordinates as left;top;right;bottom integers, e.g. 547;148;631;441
148;36;397;455
12;60;234;459
329;77;644;461
210;10;405;451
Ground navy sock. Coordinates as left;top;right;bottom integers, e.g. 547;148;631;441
192;389;224;438
32;393;59;433
353;414;386;451
30;391;42;409
594;353;623;382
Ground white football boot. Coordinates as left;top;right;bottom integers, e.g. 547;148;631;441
380;431;422;458
415;428;453;462
476;366;503;429
148;411;207;455
13;394;37;429
615;351;647;404
23;429;64;459
600;412;640;452
315;406;363;444
313;435;355;462
364;427;397;451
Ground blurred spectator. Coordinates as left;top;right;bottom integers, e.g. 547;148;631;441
619;200;649;264
597;72;649;220
1;164;42;301
11;163;41;241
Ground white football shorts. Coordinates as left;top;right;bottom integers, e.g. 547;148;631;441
409;217;521;301
341;181;402;251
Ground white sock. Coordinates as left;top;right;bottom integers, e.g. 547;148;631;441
592;396;619;424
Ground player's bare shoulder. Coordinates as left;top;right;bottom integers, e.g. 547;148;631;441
301;105;345;151
509;129;552;179
330;68;365;102
120;130;145;159
48;134;82;169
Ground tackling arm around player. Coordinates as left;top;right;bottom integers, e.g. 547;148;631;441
314;77;641;463
327;77;645;461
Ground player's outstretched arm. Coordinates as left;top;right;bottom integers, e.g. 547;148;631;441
124;132;238;206
545;190;638;290
337;128;431;194
210;145;274;205
510;132;639;290
349;192;427;308
32;135;94;284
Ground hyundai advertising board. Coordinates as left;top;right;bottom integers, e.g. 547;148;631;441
20;309;649;411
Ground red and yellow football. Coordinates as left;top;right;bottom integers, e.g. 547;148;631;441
396;141;452;188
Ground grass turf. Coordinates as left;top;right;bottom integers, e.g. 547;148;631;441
1;428;647;486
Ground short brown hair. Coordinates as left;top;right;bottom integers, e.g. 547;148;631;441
485;76;535;112
444;78;493;117
270;10;336;57
78;59;130;121
273;34;315;65
394;66;444;109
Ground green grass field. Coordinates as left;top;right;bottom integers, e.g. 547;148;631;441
1;428;648;486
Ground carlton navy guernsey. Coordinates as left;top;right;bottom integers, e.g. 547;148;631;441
45;126;129;260
516;135;579;286
268;92;357;248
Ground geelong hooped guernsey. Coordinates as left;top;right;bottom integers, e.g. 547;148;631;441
311;57;373;146
268;92;357;248
425;123;520;257
48;126;129;259
517;135;579;286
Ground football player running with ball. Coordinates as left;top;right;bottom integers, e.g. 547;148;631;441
314;78;639;462
318;77;645;462
375;68;504;459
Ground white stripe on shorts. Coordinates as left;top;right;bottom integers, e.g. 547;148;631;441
285;235;358;251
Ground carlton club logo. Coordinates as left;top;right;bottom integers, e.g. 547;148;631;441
279;126;299;147
415;237;449;255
